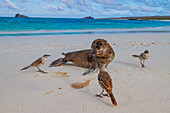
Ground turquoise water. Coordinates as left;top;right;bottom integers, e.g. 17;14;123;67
0;17;170;37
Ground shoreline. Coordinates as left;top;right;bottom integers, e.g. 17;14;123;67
0;27;170;37
1;16;170;21
99;16;170;21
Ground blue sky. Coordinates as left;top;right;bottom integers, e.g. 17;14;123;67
0;0;169;18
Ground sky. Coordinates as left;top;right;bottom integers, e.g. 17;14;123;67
0;0;170;18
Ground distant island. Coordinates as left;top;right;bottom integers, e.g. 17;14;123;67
83;16;94;19
15;13;28;18
100;16;170;20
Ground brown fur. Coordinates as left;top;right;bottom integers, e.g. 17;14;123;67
91;39;115;64
49;49;96;68
62;49;93;68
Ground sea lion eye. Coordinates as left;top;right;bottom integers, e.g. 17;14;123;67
97;41;102;46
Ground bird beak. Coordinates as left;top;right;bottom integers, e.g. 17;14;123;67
43;54;51;58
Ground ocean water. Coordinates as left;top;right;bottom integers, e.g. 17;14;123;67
0;17;170;37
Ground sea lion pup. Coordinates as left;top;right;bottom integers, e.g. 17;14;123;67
132;50;149;67
21;54;51;74
83;38;115;75
49;39;114;75
91;39;115;64
96;63;118;106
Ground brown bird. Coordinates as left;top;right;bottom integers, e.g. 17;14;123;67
96;63;117;106
132;50;149;67
21;54;51;74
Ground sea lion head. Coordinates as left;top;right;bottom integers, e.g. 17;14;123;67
91;39;109;55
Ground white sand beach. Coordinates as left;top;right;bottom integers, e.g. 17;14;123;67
0;33;170;113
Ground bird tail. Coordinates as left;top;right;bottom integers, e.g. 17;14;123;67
21;65;31;71
109;93;117;106
132;55;140;58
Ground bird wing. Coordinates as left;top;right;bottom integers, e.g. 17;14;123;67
99;72;112;92
31;57;43;66
140;53;147;59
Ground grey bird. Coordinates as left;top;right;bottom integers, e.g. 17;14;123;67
21;54;51;74
132;50;149;67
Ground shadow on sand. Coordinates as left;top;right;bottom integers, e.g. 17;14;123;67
115;60;139;68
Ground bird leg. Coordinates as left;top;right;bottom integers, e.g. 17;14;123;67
95;89;104;98
140;60;145;67
37;67;48;74
102;94;109;97
142;61;145;67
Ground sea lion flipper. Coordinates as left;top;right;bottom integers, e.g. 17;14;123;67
82;66;97;75
83;69;94;75
49;58;66;67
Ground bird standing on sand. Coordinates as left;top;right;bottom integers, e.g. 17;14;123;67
21;54;51;74
132;50;149;67
96;63;117;106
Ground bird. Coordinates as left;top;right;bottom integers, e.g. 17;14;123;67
21;54;51;74
96;63;117;106
132;50;149;67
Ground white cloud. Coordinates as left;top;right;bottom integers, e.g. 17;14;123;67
140;6;152;12
60;0;92;12
43;0;54;2
45;5;64;12
94;0;119;5
17;0;29;2
5;0;18;9
1;0;169;17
